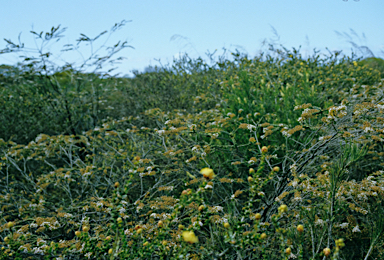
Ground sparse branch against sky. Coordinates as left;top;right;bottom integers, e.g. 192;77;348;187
0;0;383;75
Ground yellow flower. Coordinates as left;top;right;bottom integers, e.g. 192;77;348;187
260;233;267;239
75;231;81;237
278;204;288;213
223;222;230;228
273;166;280;172
335;238;345;248
261;146;268;153
247;176;253;182
285;247;292;255
200;168;215;180
108;248;113;254
6;222;14;229
297;224;304;233
255;213;261;220
182;231;199;244
323;247;331;256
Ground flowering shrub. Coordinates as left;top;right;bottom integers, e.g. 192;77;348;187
1;27;384;259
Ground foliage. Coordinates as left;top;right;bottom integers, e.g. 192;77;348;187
1;26;384;259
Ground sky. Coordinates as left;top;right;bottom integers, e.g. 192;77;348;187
0;0;383;76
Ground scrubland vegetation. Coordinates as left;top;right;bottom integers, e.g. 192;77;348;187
1;24;384;259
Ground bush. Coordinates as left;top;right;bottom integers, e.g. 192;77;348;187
0;26;384;259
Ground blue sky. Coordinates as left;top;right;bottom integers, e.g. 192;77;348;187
1;0;383;76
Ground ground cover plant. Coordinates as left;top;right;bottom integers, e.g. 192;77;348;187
1;25;384;259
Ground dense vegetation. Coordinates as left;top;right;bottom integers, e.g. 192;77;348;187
1;25;384;259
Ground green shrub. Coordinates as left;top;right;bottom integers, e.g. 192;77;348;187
1;26;384;259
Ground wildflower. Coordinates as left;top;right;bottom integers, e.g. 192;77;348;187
182;231;199;244
297;224;304;233
261;146;268;153
114;182;120;188
323;247;331;256
315;219;325;226
352;225;361;233
6;222;14;229
158;220;163;227
224;222;230;228
255;213;262;220
137;228;143;234
248;176;253;182
108;249;113;254
82;226;89;232
200;168;215;180
335;238;345;248
75;231;81;237
249;168;255;174
205;184;213;189
339;223;349;229
117;217;123;224
285;247;292;255
198;205;205;211
278;204;288;214
273;166;280;172
260;233;267;239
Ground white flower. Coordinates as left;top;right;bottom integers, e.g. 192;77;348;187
352;225;361;233
205;184;213;189
315;219;325;226
210;206;223;213
339;223;349;229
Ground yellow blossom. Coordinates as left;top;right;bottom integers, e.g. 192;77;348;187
285;247;292;255
224;222;230;228
297;224;304;233
273;166;280;172
182;231;199;244
6;222;14;229
260;233;267;239
323;248;331;256
200;168;215;180
255;213;261;220
278;204;288;213
261;146;268;153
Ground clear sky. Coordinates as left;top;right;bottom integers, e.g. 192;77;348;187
1;0;383;76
